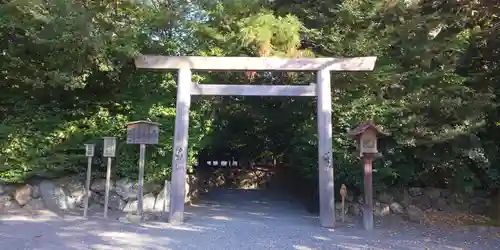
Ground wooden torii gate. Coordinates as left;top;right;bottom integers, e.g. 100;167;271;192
134;55;377;228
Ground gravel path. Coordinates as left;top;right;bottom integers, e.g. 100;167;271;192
1;188;499;250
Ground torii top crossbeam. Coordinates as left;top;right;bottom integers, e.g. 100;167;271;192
135;55;377;71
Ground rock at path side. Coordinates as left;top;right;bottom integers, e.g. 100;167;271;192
408;187;423;197
0;184;15;197
374;202;391;216
115;179;138;200
91;179;112;193
154;182;171;212
109;193;126;211
31;184;41;198
0;200;21;213
144;193;156;212
142;212;158;221
24;198;45;210
0;195;22;213
39;180;72;211
121;214;142;224
123;200;138;213
405;205;426;223
119;212;158;224
114;178;161;201
377;192;394;204
58;177;86;208
14;184;34;206
96;192;126;211
348;203;362;216
122;194;156;213
0;183;6;195
389;202;404;214
425;188;443;201
433;198;448;211
412;195;432;210
0;195;11;202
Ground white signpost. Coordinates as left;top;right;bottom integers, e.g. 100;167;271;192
134;55;377;228
83;144;95;217
102;137;116;218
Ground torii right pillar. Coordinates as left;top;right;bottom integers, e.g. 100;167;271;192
317;68;335;228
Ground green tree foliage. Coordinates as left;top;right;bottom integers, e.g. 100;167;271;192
0;0;499;200
195;0;500;195
0;0;212;182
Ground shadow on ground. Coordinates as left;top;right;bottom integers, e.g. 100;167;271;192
0;188;498;250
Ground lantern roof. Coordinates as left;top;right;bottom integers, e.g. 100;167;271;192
348;121;389;138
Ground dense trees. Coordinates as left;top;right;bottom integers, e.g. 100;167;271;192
0;0;499;199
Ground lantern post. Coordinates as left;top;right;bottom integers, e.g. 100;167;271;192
348;122;388;230
126;120;160;219
102;137;116;218
83;144;95;217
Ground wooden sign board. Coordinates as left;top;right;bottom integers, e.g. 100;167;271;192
103;137;116;158
126;120;160;145
85;144;95;157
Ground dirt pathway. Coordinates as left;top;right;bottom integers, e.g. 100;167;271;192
0;188;499;249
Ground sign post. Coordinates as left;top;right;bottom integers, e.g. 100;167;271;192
83;144;95;217
340;184;347;223
102;137;116;219
348;122;388;230
126;120;160;218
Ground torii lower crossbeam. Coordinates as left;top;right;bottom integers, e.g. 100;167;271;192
134;55;378;228
191;84;317;96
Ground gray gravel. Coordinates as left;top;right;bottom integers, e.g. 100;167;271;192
1;188;499;250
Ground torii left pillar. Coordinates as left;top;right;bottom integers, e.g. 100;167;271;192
169;68;192;225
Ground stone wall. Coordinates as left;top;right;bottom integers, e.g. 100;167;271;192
336;187;492;223
0;174;203;215
3;167;493;226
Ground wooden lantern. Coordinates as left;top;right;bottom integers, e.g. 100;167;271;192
348;122;388;156
126;120;160;145
348;121;388;230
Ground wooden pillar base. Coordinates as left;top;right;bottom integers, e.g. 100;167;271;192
363;154;374;230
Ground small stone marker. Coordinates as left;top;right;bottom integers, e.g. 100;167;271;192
340;184;347;222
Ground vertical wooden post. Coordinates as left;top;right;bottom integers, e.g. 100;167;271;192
316;68;335;228
137;144;146;216
83;156;92;217
340;184;347;223
169;67;192;225
104;157;112;218
363;154;374;230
